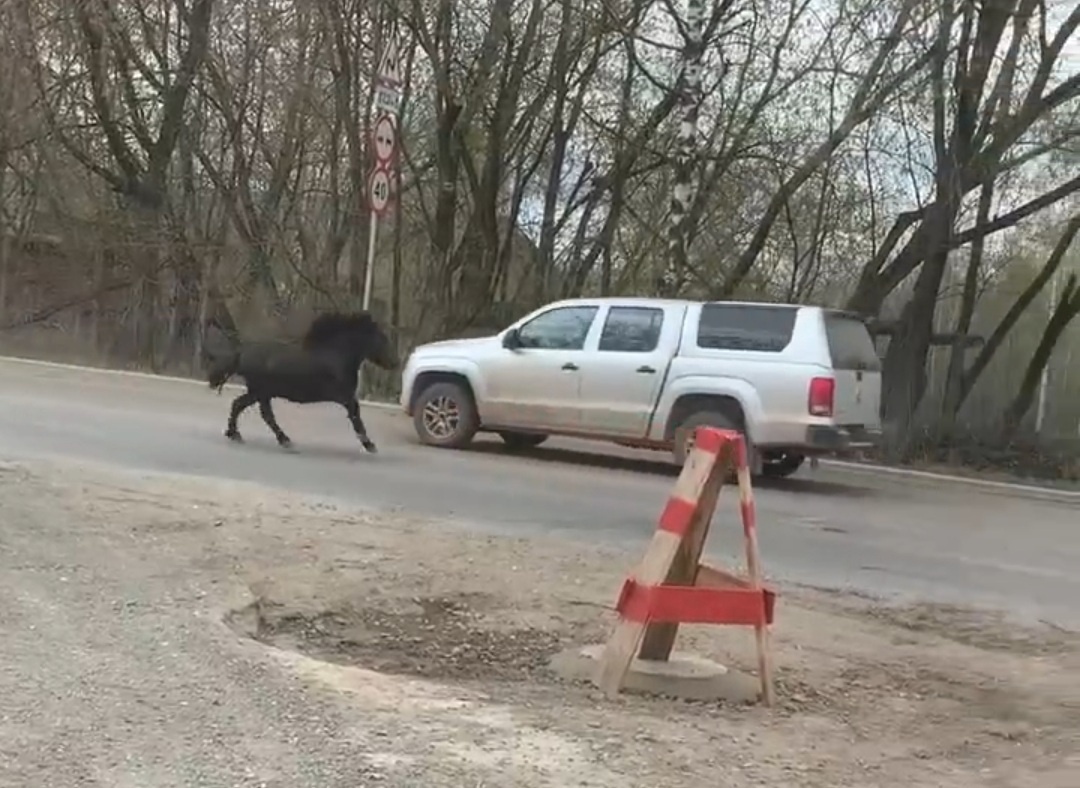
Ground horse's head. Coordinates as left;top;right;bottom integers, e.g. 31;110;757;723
302;311;399;370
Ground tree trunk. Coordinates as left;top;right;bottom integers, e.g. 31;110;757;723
874;0;964;455
391;164;404;340
1001;275;1080;440
89;246;104;354
164;254;202;373
0;230;10;323
879;195;960;456
536;0;575;301
194;253;217;372
428;100;461;332
661;0;706;296
940;178;994;428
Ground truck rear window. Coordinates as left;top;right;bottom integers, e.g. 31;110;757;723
696;304;797;352
824;313;882;371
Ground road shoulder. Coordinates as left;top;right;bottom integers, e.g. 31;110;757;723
1;456;1076;787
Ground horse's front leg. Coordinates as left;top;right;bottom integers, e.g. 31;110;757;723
226;391;257;442
344;398;377;453
258;398;294;449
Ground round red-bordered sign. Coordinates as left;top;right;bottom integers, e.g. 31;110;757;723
372;114;396;164
368;167;392;215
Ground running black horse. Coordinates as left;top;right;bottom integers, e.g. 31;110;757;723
203;311;398;452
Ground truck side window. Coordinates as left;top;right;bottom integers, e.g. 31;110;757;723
696;304;797;352
598;307;664;352
517;305;599;350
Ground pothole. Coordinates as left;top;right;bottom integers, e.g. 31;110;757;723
227;592;597;683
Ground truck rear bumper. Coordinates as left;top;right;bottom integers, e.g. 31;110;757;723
804;424;881;453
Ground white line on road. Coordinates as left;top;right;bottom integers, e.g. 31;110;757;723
818;458;1080;501
2;353;1077;502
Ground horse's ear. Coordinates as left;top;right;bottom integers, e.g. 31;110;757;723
355;312;379;333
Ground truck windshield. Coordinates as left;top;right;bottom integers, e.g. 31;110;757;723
824;313;882;371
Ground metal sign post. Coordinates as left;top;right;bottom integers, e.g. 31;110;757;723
360;26;403;396
1035;268;1061;436
363;165;392;313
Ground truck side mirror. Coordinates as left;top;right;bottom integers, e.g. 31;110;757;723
502;328;521;349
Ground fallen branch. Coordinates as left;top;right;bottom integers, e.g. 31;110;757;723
868;320;985;347
0;279;136;331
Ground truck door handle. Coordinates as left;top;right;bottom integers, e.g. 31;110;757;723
636;365;656;374
561;362;578;371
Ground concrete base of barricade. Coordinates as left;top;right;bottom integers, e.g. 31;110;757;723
550;644;760;703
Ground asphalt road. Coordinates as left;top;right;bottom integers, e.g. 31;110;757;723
0;356;1077;629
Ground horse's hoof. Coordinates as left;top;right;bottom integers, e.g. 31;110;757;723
225;430;243;443
361;439;378;454
279;438;295;451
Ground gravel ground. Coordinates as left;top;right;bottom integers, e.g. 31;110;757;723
0;457;1077;787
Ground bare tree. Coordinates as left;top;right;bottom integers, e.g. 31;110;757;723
955;211;1080;415
1002;269;1080;437
847;0;1080;449
660;0;715;295
712;0;937;298
20;0;215;364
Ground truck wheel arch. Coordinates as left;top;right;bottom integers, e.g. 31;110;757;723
409;370;479;417
664;394;748;442
666;394;751;467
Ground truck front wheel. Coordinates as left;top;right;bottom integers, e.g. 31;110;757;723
413;381;479;449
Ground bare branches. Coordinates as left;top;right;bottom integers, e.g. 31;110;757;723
714;0;937;297
957;212;1080;412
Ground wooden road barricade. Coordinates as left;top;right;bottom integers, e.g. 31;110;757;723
595;426;777;705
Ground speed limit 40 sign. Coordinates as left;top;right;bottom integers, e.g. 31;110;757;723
368;166;392;216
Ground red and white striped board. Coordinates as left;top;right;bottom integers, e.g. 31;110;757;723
595;427;775;706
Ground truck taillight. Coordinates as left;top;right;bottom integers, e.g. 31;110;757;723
808;376;835;417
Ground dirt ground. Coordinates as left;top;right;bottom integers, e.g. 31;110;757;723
1;458;1078;787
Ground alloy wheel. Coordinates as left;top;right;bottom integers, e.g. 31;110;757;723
421;395;460;440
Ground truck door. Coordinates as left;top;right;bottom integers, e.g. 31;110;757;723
578;304;678;438
482;304;600;431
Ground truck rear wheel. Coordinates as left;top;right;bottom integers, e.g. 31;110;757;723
761;452;805;479
669;408;756;474
413;381;479;449
672;410;745;467
498;431;549;451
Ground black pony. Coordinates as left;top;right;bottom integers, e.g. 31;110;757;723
204;311;398;452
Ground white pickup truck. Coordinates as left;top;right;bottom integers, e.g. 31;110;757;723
399;297;882;477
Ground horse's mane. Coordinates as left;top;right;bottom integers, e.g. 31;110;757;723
301;310;378;349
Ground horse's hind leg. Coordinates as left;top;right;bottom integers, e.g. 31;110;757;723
345;398;377;453
226;391;257;442
258;398;293;449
